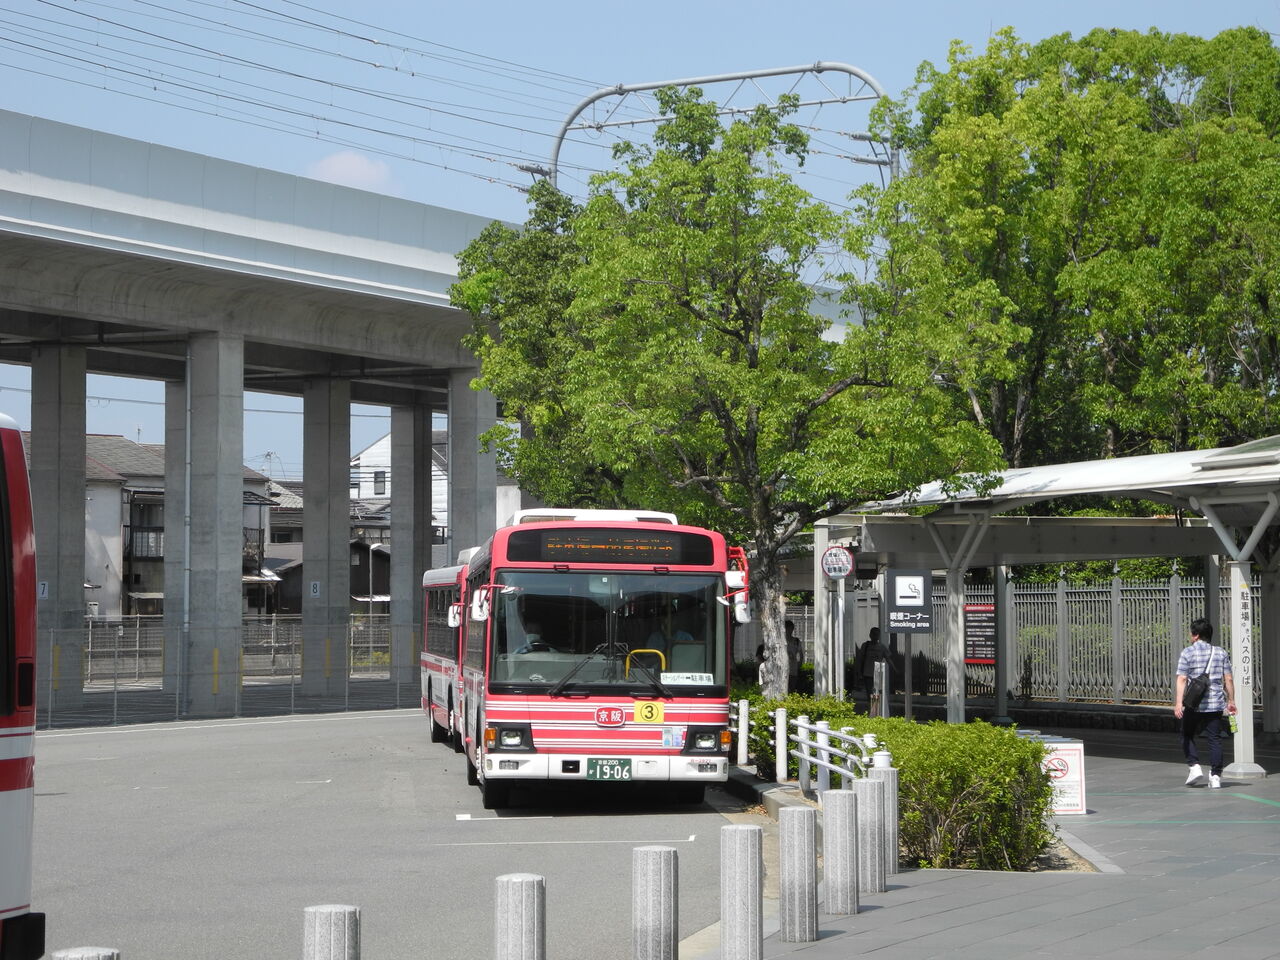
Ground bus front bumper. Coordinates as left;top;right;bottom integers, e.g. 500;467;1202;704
482;753;727;782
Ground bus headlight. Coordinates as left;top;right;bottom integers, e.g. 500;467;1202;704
486;724;534;752
684;726;728;754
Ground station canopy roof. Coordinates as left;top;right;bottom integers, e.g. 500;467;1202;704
821;435;1280;571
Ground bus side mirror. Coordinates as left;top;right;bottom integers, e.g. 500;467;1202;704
447;603;462;629
734;600;750;624
470;589;490;622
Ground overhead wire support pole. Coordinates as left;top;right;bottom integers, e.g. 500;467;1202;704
547;61;894;189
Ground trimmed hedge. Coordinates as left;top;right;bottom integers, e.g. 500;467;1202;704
739;695;1055;870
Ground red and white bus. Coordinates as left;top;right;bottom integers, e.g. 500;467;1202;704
425;509;749;809
421;552;472;752
0;414;43;960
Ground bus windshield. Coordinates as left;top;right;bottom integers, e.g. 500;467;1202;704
488;570;728;695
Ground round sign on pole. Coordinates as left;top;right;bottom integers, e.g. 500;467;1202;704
821;545;854;580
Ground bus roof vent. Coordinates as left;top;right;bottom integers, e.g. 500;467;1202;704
456;546;479;564
507;508;679;526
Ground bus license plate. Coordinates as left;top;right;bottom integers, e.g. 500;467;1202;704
586;758;632;781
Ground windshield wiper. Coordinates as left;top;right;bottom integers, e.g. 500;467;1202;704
548;642;623;698
627;656;675;699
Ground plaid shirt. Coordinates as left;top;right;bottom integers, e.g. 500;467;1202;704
1177;639;1233;713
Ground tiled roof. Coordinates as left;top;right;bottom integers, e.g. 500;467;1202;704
141;442;269;481
86;435;166;479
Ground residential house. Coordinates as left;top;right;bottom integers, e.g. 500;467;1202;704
349;429;521;552
34;433;278;618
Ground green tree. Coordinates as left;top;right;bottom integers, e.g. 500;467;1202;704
857;27;1280;470
452;89;1005;697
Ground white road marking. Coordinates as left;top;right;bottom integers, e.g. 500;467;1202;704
431;835;697;846
456;813;553;821
297;779;332;784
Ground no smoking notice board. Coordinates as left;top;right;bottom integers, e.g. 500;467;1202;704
1041;738;1087;815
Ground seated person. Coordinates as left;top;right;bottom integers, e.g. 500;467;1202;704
645;625;695;649
514;620;552;654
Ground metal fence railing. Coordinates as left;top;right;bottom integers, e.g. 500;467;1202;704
42;614;412;728
744;576;1262;708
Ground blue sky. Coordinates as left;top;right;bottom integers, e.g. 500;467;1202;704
1;0;1276;476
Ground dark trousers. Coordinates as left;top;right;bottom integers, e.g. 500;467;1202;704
1181;712;1225;775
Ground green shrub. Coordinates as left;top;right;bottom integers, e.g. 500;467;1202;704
737;696;1055;870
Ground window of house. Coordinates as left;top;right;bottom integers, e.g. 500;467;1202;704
374;470;386;496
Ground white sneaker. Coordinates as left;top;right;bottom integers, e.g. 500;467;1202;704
1209;774;1222;789
1185;764;1204;786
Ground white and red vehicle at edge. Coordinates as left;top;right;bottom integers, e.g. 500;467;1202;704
421;552;474;753
0;414;43;960
423;508;750;809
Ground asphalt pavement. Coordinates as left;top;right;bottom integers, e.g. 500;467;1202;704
703;726;1280;960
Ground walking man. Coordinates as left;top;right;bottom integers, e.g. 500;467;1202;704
1174;617;1237;788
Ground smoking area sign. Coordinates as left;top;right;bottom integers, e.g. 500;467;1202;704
886;568;932;633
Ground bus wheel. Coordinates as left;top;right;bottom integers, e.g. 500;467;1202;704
450;705;464;754
429;690;446;743
481;777;510;810
466;754;479;785
672;783;705;805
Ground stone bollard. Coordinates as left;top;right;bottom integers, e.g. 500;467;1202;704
778;807;817;942
849;778;886;894
869;764;900;877
52;951;120;960
721;823;763;960
495;874;546;960
303;905;360;960
633;845;679;960
822;788;859;915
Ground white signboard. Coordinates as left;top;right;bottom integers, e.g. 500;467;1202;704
1041;739;1087;815
821;545;854;579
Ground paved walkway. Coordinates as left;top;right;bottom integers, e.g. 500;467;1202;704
706;726;1280;960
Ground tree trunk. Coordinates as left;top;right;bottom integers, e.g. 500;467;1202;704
754;557;788;699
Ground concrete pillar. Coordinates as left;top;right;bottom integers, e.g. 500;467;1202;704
869;765;900;876
303;904;359;960
994;564;1012;721
185;333;245;717
447;368;497;554
1261;561;1279;736
812;521;830;695
30;344;87;713
162;379;187;706
850;777;886;894
302;378;351;698
778;806;817;942
720;824;763;960
1225;560;1266;778
632;845;678;960
494;873;545;960
390;404;432;689
822;789;859;915
946;566;966;723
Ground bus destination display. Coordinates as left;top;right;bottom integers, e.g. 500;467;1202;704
508;528;715;565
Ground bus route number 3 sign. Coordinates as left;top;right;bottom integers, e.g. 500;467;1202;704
634;701;664;723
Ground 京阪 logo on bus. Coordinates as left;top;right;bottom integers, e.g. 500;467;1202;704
595;706;626;727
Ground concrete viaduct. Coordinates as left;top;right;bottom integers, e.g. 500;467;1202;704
0;108;501;716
